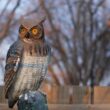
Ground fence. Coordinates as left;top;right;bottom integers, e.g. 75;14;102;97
0;86;6;103
1;83;110;104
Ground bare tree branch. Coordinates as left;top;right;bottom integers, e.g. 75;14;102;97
0;0;21;44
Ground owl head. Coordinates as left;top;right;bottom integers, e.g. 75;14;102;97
19;17;46;44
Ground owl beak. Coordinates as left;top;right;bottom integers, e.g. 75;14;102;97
25;32;30;39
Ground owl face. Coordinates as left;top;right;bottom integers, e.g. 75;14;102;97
19;24;43;44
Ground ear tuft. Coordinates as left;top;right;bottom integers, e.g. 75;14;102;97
19;24;27;29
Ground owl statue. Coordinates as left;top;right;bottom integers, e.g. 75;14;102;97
4;17;51;108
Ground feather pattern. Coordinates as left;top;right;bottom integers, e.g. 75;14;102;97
4;20;51;108
4;39;51;102
4;40;23;98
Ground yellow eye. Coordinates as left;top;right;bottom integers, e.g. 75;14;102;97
32;29;38;35
21;28;27;34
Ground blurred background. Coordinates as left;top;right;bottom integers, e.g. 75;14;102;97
1;0;110;105
0;0;110;87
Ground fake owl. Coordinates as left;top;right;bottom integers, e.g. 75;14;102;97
4;17;51;108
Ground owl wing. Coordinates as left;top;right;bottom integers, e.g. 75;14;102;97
4;40;23;98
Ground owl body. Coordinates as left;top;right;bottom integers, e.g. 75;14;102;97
13;47;49;98
4;17;51;108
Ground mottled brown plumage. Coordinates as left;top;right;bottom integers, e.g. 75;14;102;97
4;17;51;108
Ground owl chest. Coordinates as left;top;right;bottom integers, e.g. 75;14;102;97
14;54;48;92
19;55;47;80
21;55;41;74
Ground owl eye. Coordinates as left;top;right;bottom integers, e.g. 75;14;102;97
20;28;27;34
32;29;39;35
31;26;42;38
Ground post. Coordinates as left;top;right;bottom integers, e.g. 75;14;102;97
17;91;48;110
90;46;97;104
90;73;94;104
